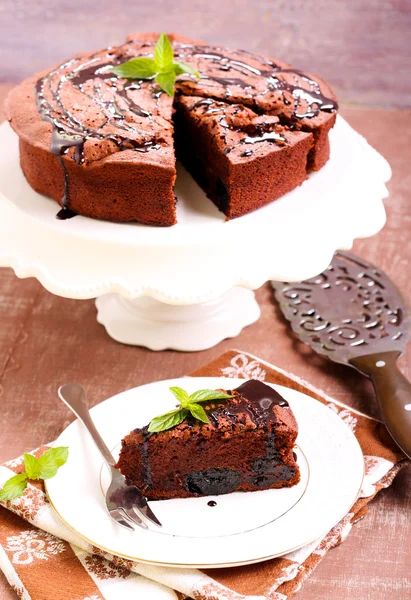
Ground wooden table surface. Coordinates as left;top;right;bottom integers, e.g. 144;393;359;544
1;84;411;600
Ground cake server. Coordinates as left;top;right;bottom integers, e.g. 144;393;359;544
58;384;162;530
272;250;411;458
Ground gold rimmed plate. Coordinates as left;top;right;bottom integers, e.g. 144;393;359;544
46;377;364;568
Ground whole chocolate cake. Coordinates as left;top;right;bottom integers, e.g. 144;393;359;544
116;380;300;500
5;32;338;225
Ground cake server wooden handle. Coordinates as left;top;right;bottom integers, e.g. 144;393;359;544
350;351;411;458
58;383;116;467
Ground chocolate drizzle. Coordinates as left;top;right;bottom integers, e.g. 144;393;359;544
188;98;224;113
188;97;286;157
243;131;285;145
34;37;337;217
223;128;285;158
128;380;296;496
206;380;289;429
56;207;77;220
181;381;295;496
174;42;338;118
140;427;153;488
35;52;161;215
267;65;337;118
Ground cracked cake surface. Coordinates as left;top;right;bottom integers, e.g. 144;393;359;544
115;380;300;500
5;32;338;224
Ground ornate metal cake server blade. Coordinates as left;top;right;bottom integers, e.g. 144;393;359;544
272;250;411;458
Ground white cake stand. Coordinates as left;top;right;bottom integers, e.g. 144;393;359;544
0;117;390;351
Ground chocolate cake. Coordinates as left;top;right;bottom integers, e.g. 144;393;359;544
174;97;313;218
5;32;338;224
116;380;300;500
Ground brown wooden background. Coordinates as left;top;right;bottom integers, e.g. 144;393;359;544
1;0;411;106
1;1;411;599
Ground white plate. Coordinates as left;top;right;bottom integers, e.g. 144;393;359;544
46;377;364;568
0;117;389;303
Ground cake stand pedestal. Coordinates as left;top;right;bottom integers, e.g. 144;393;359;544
95;290;260;351
0;117;390;351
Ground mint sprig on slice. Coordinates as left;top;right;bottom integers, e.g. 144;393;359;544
148;387;234;433
0;447;69;502
111;32;200;97
148;408;189;433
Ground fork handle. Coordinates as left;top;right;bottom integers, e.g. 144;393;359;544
58;384;116;467
350;351;411;459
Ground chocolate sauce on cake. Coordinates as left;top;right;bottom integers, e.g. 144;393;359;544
206;380;289;429
119;379;299;499
235;380;289;407
140;427;153;488
197;381;296;491
189;98;215;111
21;35;337;224
242;131;286;145
56;207;77;220
174;43;338;118
187;96;288;160
182;381;296;494
35;53;161;213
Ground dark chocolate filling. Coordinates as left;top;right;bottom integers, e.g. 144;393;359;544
249;466;297;488
183;461;297;496
180;382;296;496
140;426;153;488
214;178;230;213
184;468;242;496
134;380;295;497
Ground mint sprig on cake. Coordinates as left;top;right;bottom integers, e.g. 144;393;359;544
111;33;200;96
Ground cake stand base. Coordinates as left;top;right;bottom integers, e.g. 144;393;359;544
95;288;261;351
0;117;390;351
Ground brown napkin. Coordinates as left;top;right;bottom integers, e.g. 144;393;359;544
0;350;408;600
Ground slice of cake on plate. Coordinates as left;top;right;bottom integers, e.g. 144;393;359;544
116;380;300;500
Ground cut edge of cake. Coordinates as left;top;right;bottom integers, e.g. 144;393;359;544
115;380;300;500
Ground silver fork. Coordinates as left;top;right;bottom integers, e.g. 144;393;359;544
58;383;162;531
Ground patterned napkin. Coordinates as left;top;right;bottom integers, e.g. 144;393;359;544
0;350;408;600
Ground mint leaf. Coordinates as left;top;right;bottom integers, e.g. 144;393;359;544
111;57;157;79
173;62;200;78
155;70;176;97
111;34;199;97
149;386;232;433
154;32;174;70
0;473;28;502
148;408;188;433
24;453;42;480
37;447;69;480
189;389;234;403
0;448;69;501
188;403;209;424
169;386;191;407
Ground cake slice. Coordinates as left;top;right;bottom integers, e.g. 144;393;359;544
116;380;300;500
171;41;337;172
174;96;313;219
5;40;178;225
